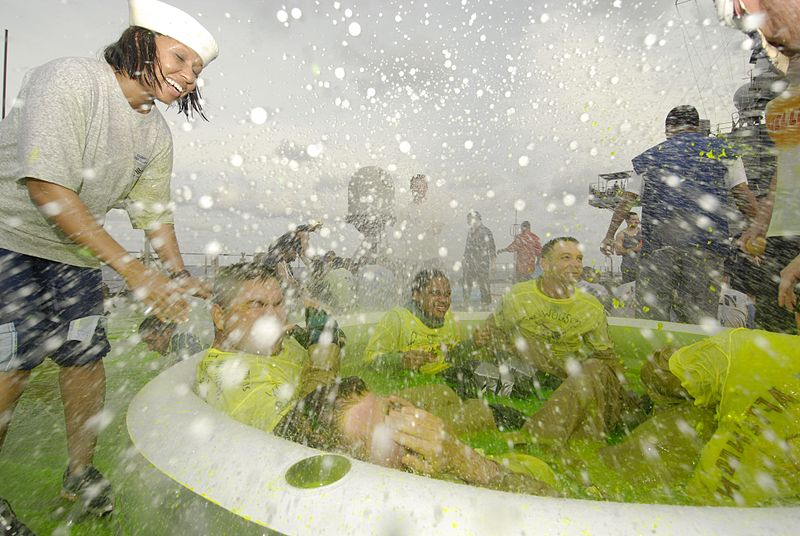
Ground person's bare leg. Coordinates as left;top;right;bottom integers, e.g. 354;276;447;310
0;371;31;451
59;361;106;475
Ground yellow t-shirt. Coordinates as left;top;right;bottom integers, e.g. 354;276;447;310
670;328;800;506
363;307;461;373
195;337;310;433
492;280;615;378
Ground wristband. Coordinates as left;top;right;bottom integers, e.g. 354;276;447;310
170;269;192;280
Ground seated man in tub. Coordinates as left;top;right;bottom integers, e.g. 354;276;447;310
364;268;460;374
196;263;343;432
195;262;558;495
473;237;647;443
599;328;800;507
362;268;500;433
272;376;559;496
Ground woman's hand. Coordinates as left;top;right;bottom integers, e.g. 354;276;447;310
173;274;212;299
125;268;190;323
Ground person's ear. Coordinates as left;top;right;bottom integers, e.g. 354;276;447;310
211;303;225;332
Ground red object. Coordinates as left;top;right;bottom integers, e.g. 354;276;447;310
502;229;542;277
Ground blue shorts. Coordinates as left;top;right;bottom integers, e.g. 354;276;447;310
0;249;110;371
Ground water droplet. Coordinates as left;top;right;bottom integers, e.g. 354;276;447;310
399;140;411;154
563;193;576;206
204;240;222;255
518;155;530;167
306;143;322;158
348;22;362;36
276;10;288;23
198;195;214;209
230;154;243;167
514;199;526;211
250;107;268;124
334;67;346;80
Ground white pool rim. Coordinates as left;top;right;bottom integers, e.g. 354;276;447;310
127;316;800;536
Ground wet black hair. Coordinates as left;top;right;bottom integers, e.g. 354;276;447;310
665;105;699;129
273;376;369;451
138;314;176;336
103;26;206;119
411;268;449;294
212;262;281;308
520;221;531;230
540;236;580;259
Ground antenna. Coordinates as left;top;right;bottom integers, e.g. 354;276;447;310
2;29;8;119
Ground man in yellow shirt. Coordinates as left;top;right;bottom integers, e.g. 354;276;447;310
196;263;342;432
604;328;800;506
475;237;640;445
195;263;558;495
363;269;498;433
364;269;461;373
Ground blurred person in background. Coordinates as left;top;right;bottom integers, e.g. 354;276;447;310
462;211;496;308
497;221;542;283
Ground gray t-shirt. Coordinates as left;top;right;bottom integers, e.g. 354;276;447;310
0;57;174;268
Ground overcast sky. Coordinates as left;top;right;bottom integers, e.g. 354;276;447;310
3;0;754;268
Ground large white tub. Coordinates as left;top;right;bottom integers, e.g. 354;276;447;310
126;318;800;535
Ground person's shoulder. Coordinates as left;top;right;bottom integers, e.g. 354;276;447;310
380;307;407;322
574;286;607;312
25;57;106;90
506;280;539;301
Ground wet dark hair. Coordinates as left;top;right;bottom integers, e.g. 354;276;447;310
520;221;531;230
138;315;176;336
273;377;369;451
263;231;305;266
665;105;699;129
103;26;206;119
540;236;580;259
626;212;638;220
212;262;280;308
411;268;448;294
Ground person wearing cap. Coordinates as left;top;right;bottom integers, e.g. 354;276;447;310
497;221;542;283
389;173;447;286
716;0;800;333
462;210;497;308
0;0;218;524
600;105;759;324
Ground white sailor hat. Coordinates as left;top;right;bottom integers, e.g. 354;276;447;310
128;0;218;66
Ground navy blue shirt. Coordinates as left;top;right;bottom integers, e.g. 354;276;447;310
632;133;737;256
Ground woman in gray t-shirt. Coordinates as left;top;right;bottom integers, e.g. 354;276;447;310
0;0;218;525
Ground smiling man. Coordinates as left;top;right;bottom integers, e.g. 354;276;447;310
196;263;342;433
474;237;645;444
364;269;460;373
476;237;617;377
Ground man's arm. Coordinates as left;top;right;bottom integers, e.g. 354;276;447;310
601;191;638;255
779;254;800;312
741;171;777;255
388;400;558;496
614;231;626;256
730;182;759;222
27;179;189;322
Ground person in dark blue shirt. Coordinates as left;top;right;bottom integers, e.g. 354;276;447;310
601;106;758;323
